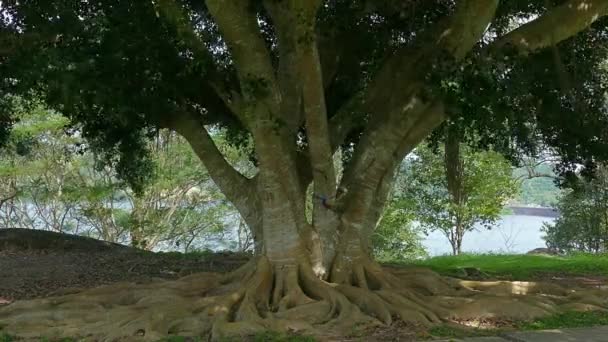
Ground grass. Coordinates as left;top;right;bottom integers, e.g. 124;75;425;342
517;310;608;330
426;325;496;339
159;337;203;342
405;253;608;339
0;333;14;342
3;253;606;342
427;311;608;339
406;253;608;280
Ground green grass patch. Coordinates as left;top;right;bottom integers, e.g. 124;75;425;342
516;311;608;330
405;253;608;280
0;333;14;342
427;311;608;340
427;325;496;339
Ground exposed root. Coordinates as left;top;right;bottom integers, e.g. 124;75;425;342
1;257;607;341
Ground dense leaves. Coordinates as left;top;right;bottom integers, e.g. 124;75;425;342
2;1;608;187
0;1;234;189
435;16;608;174
543;166;608;253
398;142;518;255
373;195;427;261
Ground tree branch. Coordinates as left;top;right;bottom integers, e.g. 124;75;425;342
154;0;246;124
166;109;256;217
0;191;17;211
491;0;608;55
205;0;280;117
288;2;337;197
263;1;304;134
342;0;499;188
360;0;500;119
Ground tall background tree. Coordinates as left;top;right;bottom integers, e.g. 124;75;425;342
399;135;518;255
0;97;81;231
2;0;608;340
543;165;608;253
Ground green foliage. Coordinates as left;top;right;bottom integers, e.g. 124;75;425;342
1;1;608;189
410;253;608;280
543;166;608;253
427;325;495;339
0;333;14;342
0;99;242;251
513;163;561;207
158;336;202;342
0;98;82;232
373;198;427;261
517;311;608;330
434;17;608;178
398;143;518;254
70;131;239;251
427;311;608;339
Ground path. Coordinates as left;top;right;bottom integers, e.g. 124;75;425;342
431;325;608;341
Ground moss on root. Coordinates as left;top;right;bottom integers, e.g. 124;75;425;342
1;257;607;341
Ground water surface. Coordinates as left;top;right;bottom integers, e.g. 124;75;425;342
422;214;555;256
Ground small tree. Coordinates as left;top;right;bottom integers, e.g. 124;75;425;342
402;136;518;255
0;98;244;251
75;131;245;251
373;196;427;261
543;166;608;253
0;98;81;232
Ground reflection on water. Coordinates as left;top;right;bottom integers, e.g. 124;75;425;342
422;215;555;256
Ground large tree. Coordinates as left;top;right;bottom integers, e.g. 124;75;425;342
2;0;608;340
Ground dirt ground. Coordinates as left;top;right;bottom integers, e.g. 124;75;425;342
1;228;606;342
0;228;248;302
0;229;431;341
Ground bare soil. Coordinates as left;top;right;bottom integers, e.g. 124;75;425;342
1;229;607;342
0;228;248;303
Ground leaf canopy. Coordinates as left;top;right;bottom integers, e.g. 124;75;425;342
1;1;608;186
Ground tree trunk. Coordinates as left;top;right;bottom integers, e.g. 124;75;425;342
455;226;464;255
445;124;465;257
451;244;458;256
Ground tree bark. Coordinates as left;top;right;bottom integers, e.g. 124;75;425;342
445;124;465;256
491;0;608;55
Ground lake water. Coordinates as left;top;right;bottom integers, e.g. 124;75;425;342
422;214;555;256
